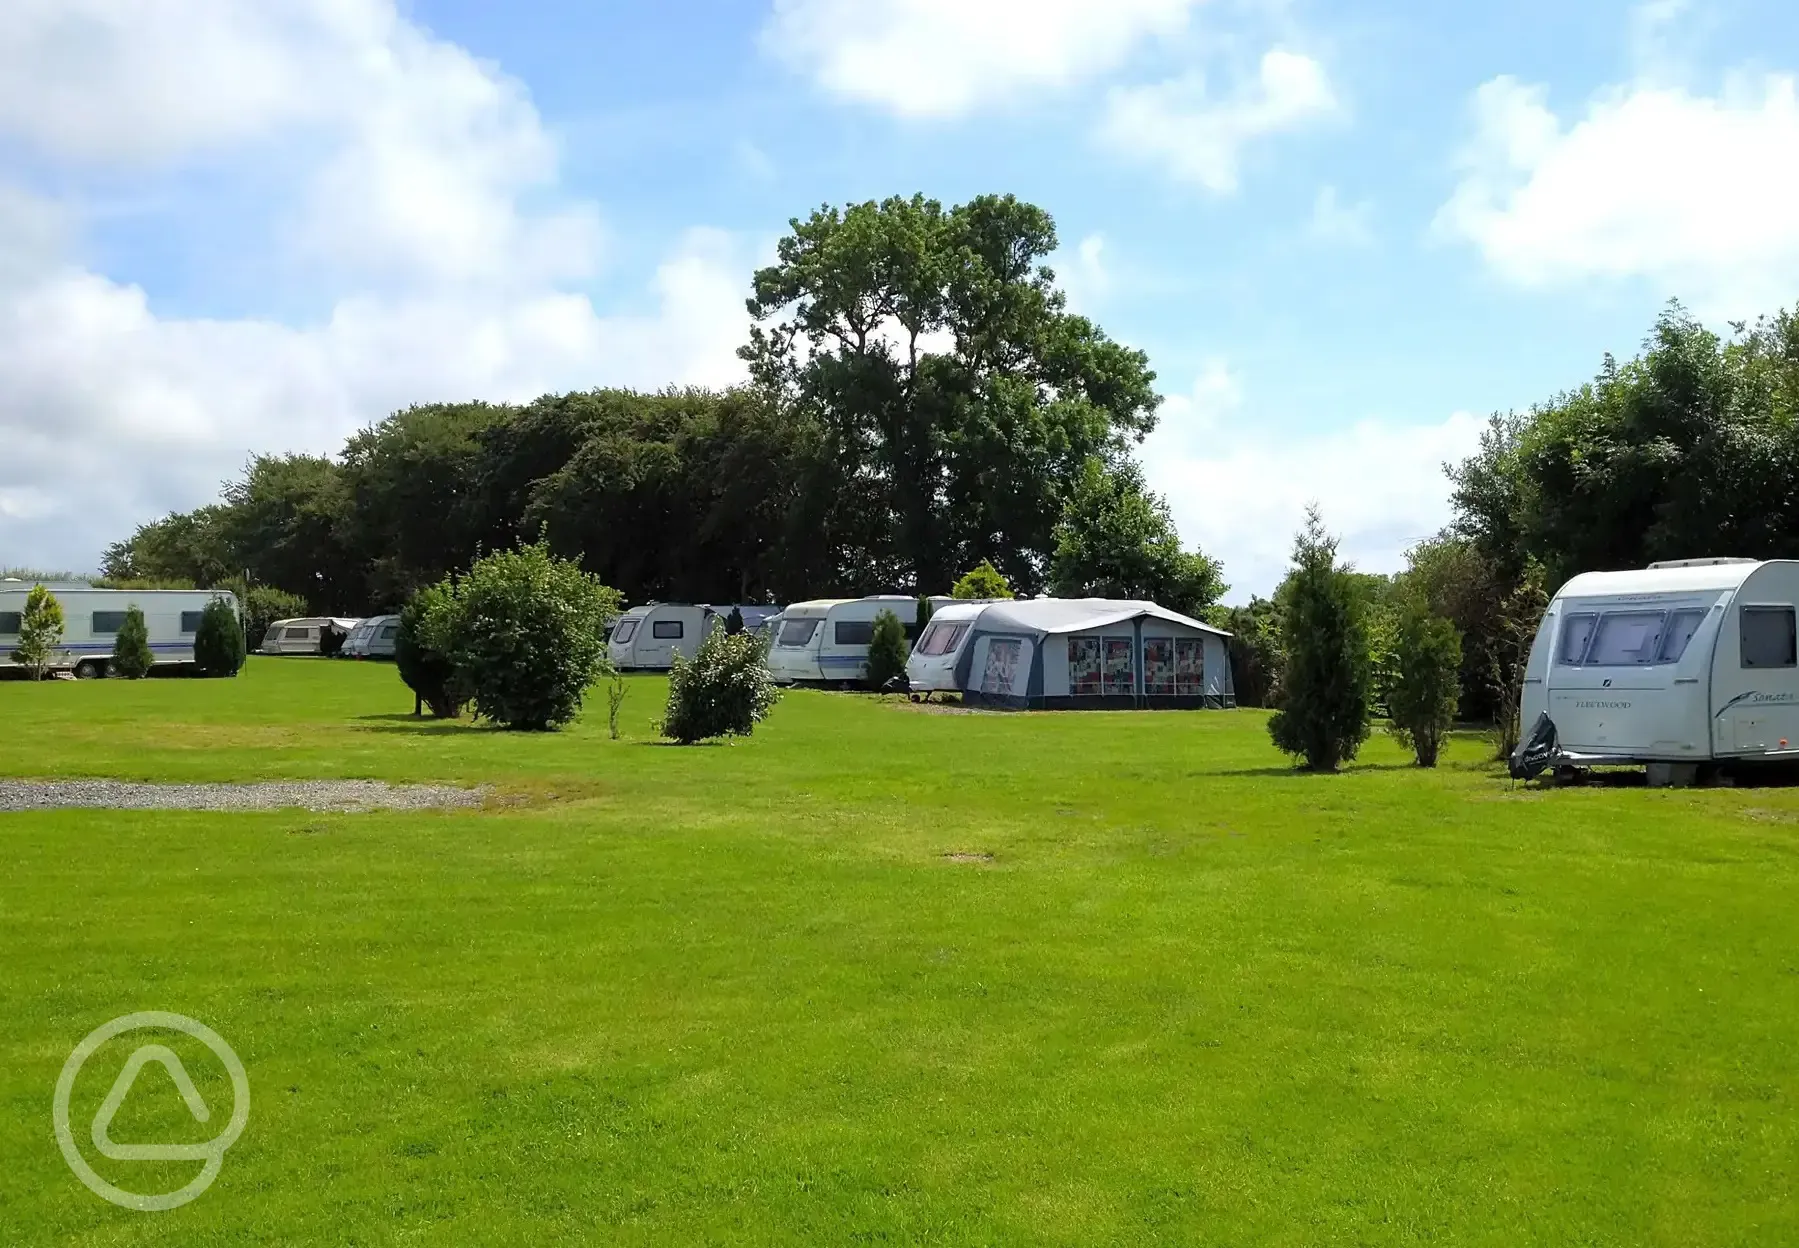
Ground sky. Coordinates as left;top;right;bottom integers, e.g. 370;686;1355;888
1;0;1796;599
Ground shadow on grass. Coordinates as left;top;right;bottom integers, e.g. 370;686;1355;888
353;714;488;735
1213;762;1420;778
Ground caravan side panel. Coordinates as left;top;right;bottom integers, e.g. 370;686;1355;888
1710;564;1799;758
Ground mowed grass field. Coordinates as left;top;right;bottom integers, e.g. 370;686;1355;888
1;659;1796;1245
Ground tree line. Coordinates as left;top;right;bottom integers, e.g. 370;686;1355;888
1235;299;1799;764
103;194;1223;624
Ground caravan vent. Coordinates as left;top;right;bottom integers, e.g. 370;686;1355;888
1647;557;1758;569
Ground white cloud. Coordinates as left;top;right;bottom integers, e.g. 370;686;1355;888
1053;232;1112;313
1099;49;1338;192
1436;71;1799;317
0;3;748;572
762;0;1199;118
1307;185;1373;246
0;0;603;289
1145;368;1484;598
1157;359;1242;433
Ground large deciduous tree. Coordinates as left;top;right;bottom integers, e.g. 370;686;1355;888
741;193;1161;596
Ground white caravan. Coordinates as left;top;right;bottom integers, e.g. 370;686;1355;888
904;602;987;695
260;617;361;656
342;614;401;659
0;584;240;678
767;595;939;686
608;603;716;670
1520;558;1799;779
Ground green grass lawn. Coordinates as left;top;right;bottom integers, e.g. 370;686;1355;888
2;658;1796;1245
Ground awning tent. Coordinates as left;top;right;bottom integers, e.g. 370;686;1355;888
950;599;1235;710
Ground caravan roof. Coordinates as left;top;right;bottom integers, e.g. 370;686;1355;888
1557;563;1764;599
970;598;1232;637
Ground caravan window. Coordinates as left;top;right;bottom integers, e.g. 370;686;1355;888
777;618;819;647
1585;611;1666;665
915;622;969;656
0;612;19;636
378;624;399;640
284;627;311;641
92;611;128;635
1741;606;1797;669
651;620;684;640
834;620;874;646
180;611;204;634
1557;614;1598;665
612;620;638;643
1657;609;1707;663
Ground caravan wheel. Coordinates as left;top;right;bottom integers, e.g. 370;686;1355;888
73;659;106;680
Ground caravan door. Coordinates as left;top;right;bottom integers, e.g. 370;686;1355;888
1710;591;1799;757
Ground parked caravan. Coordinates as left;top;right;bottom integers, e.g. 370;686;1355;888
1518;558;1799;782
608;603;715;670
342;614;401;659
260;617;361;656
768;596;949;686
0;583;240;678
907;598;1235;709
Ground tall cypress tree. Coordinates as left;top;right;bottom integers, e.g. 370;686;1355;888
1268;507;1372;771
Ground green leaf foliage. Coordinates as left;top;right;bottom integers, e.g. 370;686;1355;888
662;621;781;744
865;609;910;691
430;543;621;731
110;606;154;679
396;584;467;719
1050;458;1225;617
742;193;1162;596
952;560;1013;600
1214;597;1282;709
1385;602;1464;767
12;585;65;680
192;598;246;677
1267;509;1373;772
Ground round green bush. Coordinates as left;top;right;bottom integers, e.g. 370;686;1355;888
396;584;467;719
429;544;620;731
661;622;781;744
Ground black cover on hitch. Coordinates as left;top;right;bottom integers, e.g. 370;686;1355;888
1509;711;1559;780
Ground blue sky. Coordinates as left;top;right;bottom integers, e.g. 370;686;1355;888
2;0;1797;597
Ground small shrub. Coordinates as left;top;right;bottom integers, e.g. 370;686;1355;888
111;606;154;679
606;671;628;740
865;608;909;692
725;606;745;635
952;559;1013;600
192;598;245;677
396;584;467;719
12;585;65;680
1267;508;1371;772
662;622;780;744
435;543;621;731
1387;602;1463;767
915;597;933;636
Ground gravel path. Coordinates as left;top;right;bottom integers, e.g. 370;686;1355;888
0;779;488;813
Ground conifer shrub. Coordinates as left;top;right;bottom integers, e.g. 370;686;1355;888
111;605;154;679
